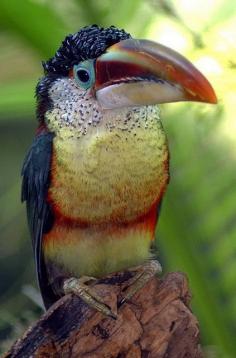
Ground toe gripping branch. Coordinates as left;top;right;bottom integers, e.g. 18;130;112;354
63;259;162;318
63;276;117;319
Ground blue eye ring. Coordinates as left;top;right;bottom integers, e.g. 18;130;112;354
73;60;95;90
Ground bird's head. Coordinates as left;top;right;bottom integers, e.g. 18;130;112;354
36;25;217;136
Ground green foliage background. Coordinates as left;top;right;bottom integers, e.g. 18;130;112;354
0;0;235;356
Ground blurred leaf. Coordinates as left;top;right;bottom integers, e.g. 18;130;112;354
74;0;109;26
0;0;69;57
205;0;236;28
0;80;35;120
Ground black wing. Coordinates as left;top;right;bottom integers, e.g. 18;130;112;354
21;131;56;309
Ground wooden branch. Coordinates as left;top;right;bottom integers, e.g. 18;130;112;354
5;272;202;357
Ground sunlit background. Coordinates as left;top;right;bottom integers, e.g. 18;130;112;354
0;0;235;356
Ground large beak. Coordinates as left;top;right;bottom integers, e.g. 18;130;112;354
95;39;217;109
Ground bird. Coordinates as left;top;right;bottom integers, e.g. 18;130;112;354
22;25;217;317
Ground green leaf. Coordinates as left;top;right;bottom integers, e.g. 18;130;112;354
0;0;69;57
0;80;35;120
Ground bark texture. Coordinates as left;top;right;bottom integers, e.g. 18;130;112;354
5;272;202;358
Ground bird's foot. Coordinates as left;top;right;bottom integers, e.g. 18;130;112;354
119;259;162;307
63;276;117;319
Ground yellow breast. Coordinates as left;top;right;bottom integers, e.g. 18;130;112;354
48;108;168;225
44;104;169;277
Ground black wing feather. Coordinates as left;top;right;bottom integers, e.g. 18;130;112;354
22;131;56;309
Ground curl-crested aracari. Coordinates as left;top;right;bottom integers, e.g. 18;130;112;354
22;25;217;316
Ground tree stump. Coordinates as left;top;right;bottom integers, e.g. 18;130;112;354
4;272;202;357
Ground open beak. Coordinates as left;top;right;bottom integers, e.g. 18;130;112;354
95;39;217;109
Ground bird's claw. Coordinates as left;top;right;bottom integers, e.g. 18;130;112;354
63;260;161;318
118;259;162;307
63;276;117;319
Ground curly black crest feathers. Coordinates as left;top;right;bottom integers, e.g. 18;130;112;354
36;25;131;122
43;25;131;76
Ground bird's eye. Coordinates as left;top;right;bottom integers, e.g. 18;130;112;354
73;60;95;90
76;69;90;83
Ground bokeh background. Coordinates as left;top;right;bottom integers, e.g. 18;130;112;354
0;0;235;356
